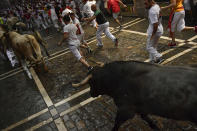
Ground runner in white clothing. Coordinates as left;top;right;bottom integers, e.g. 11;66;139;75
82;0;97;28
82;4;118;47
58;15;93;71
145;0;164;64
70;13;92;53
61;7;73;26
47;5;60;31
62;8;73;17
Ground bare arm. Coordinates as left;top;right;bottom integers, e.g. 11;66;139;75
151;22;159;40
58;32;69;46
118;0;127;8
82;15;96;22
161;0;176;10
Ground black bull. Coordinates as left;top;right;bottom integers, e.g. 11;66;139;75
72;61;197;130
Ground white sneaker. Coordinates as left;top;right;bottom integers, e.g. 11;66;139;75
154;57;164;64
96;43;103;48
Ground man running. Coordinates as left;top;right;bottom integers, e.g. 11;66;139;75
58;15;93;71
161;0;197;46
107;0;127;30
82;0;97;29
70;13;92;53
82;4;118;48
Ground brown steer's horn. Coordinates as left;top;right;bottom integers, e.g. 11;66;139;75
72;74;92;87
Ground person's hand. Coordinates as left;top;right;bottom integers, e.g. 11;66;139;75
81;18;86;21
160;7;165;11
123;4;127;8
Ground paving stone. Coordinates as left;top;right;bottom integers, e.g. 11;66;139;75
62;115;69;122
95;119;105;127
84;106;94;113
76;120;86;130
99;126;112;131
65;120;75;129
71;113;81;122
69;127;78;131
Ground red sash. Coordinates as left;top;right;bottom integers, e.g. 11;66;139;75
76;24;81;34
48;10;51;17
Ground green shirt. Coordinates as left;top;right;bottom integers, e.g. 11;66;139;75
94;10;107;25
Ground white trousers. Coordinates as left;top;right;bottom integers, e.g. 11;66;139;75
52;19;59;29
171;11;185;32
96;22;116;46
69;40;82;60
146;34;162;61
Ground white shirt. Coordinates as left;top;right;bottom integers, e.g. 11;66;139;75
72;17;84;34
83;1;94;17
147;4;163;35
62;8;73;17
63;23;79;45
50;8;58;20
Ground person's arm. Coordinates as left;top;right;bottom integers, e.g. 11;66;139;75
58;32;69;46
149;11;159;40
161;0;176;10
117;0;127;8
151;22;159;40
82;15;96;22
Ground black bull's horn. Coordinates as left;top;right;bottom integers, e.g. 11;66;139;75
72;74;92;87
72;61;104;87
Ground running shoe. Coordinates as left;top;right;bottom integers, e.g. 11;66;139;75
168;42;177;47
119;25;123;31
195;26;197;33
87;47;93;53
154;57;165;64
96;43;103;48
115;38;118;47
88;66;94;73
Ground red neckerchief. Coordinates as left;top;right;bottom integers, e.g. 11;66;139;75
48;9;51;17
